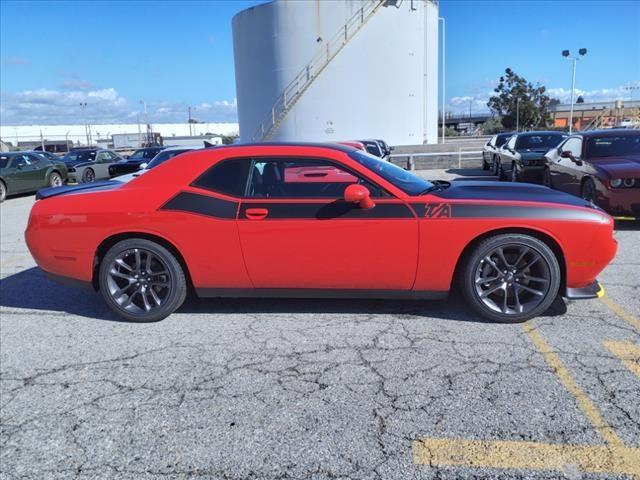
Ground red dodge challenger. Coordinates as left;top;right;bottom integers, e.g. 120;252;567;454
26;143;617;323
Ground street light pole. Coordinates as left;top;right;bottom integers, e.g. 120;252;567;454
516;97;519;132
439;16;445;144
140;100;150;145
562;48;587;134
79;102;88;145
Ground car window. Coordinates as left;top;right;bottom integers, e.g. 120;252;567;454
488;136;497;147
245;158;383;199
192;158;251;197
496;134;511;147
12;155;28;167
0;155;9;168
147;149;192;169
26;154;41;164
506;136;517;149
63;150;96;163
516;134;564;150
96;152;111;163
107;151;120;160
562;137;582;158
363;142;381;157
585;135;640;158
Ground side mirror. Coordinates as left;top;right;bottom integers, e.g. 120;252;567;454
560;150;573;158
344;184;374;209
139;163;148;170
124;155;130;159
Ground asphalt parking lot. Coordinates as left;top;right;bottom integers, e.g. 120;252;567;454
1;169;639;480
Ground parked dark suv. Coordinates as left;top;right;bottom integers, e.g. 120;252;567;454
108;146;165;177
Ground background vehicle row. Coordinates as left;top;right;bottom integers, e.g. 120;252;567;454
0;152;67;202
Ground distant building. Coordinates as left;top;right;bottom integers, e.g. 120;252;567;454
550;100;640;130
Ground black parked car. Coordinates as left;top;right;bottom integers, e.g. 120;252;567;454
482;132;513;172
496;131;567;182
108;146;165;177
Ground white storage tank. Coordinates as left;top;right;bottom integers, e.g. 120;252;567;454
232;0;439;146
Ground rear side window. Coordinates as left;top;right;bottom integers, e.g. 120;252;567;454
0;156;9;168
192;159;251;197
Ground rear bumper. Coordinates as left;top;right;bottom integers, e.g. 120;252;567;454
44;271;94;290
564;280;604;300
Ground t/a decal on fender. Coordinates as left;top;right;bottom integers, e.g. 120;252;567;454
418;203;452;219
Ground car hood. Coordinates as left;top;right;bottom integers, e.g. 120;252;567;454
518;149;550;159
432;180;592;208
592;155;640;178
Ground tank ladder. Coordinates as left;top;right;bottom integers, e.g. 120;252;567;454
251;0;387;142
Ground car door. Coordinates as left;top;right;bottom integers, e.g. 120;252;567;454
554;137;584;195
484;136;497;163
6;154;33;192
94;151;113;179
500;135;517;171
236;156;419;290
23;154;51;190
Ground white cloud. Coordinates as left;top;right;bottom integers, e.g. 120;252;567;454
0;87;238;125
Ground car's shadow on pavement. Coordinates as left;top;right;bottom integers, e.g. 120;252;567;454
0;267;568;324
614;220;640;231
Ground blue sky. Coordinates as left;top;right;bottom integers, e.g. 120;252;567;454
1;0;638;125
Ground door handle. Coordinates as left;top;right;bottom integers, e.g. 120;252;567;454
245;208;269;220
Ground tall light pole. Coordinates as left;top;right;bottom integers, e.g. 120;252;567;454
79;102;88;145
439;16;445;144
140;100;150;145
516;97;520;132
562;48;587;134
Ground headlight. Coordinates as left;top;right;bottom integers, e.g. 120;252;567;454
623;178;636;188
610;178;623;188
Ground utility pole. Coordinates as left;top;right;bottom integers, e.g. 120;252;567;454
188;106;192;136
439;16;446;144
516;97;520;132
140;100;150;145
562;48;587;134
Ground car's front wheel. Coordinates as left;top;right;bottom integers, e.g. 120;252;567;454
581;178;597;203
542;167;553;188
461;234;561;323
482;156;490;171
99;238;187;322
510;163;519;182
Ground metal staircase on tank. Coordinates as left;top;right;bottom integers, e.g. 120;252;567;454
251;0;387;142
581;108;610;131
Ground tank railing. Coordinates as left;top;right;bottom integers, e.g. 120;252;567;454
251;0;385;142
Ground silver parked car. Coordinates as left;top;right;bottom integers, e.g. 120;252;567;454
61;148;123;183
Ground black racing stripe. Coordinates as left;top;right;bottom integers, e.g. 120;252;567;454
160;192;238;219
411;202;604;221
452;204;603;221
240;201;413;219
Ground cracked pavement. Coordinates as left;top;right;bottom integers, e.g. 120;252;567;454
1;173;639;479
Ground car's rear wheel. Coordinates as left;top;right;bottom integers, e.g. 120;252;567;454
0;180;6;203
82;168;95;183
542;167;553;188
48;172;63;188
496;160;506;181
461;234;561;323
581;178;596;203
99;239;187;322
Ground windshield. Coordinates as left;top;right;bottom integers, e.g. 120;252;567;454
349;150;434;196
62;150;95;163
586;135;640;158
496;134;511;147
146;149;192;169
516;134;564;150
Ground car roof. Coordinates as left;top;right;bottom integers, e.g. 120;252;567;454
229;142;357;153
575;129;640;138
161;145;203;152
516;131;565;137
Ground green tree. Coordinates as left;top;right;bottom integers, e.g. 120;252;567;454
487;68;557;130
482;116;504;135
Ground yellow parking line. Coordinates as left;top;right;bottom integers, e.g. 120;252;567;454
603;341;640;378
413;438;640;477
600;295;640;331
523;324;624;449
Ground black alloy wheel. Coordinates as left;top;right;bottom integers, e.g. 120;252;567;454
99;239;187;322
0;181;6;203
82;168;95;183
461;234;561;323
581;178;597;203
511;164;519;182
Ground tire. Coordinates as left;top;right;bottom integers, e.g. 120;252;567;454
496;160;506;181
482;156;490;171
510;163;519;182
581;178;596;203
82;168;95;183
461;234;561;323
0;180;6;203
98;238;187;322
48;172;63;188
491;156;500;176
542;167;553;188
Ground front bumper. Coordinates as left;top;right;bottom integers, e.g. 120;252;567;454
564;280;605;300
517;164;545;181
